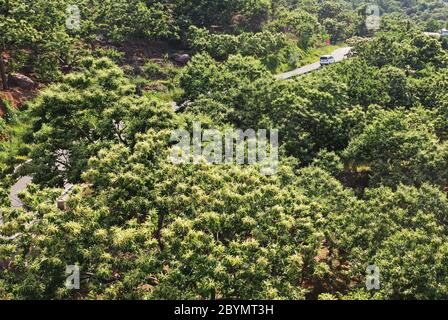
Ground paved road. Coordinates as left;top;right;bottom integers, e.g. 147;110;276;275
172;101;180;112
172;47;352;112
9;176;33;209
275;47;352;80
5;47;353;213
1;175;32;227
5;158;69;213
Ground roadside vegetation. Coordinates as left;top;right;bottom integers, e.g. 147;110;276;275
1;0;448;300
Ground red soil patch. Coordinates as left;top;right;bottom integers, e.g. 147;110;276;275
0;87;39;113
1;50;40;116
1;68;39;115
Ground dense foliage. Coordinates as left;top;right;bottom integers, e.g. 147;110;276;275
1;0;448;300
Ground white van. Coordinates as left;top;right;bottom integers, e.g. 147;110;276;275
320;55;336;66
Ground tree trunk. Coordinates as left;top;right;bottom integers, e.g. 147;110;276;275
0;51;8;91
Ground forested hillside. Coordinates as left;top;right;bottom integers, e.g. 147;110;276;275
1;0;448;300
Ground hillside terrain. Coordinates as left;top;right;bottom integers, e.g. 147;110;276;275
1;0;448;300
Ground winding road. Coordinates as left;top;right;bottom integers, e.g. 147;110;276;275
171;47;352;112
275;47;352;80
4;47;353;213
9;176;33;209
